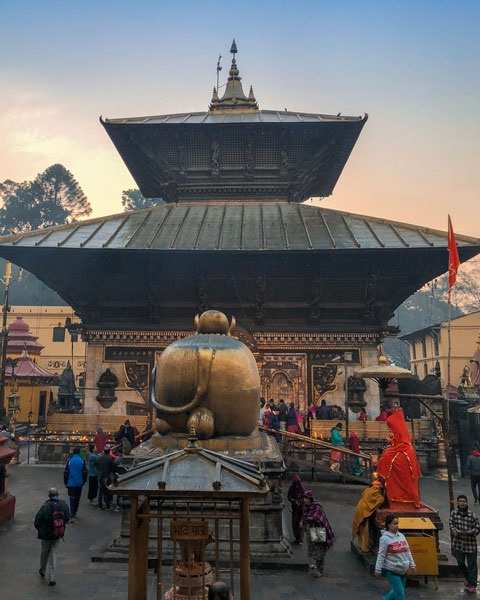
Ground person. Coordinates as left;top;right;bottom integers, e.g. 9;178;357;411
286;402;299;434
97;445;115;510
303;489;334;577
287;474;305;544
377;409;421;507
375;513;415;599
329;422;344;472
262;403;273;429
116;419;135;454
297;409;305;434
278;399;288;431
352;476;385;552
466;443;480;504
270;404;280;433
34;487;70;587
131;423;140;447
94;427;108;453
331;405;345;420
450;494;480;594
0;423;9;438
316;399;330;420
86;444;99;504
348;431;364;476
358;407;368;422
376;408;389;422
64;447;87;522
208;581;231;600
258;397;266;426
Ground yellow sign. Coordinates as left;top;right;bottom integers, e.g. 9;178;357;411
405;536;438;576
399;517;438;577
170;519;209;541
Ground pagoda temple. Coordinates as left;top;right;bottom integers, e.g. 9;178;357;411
0;41;479;418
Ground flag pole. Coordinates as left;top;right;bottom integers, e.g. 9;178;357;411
444;215;460;511
444;289;454;511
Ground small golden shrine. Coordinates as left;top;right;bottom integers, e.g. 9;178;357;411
111;440;268;600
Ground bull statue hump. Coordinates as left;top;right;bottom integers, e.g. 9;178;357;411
151;311;260;439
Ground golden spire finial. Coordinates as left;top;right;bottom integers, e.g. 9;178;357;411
209;39;258;112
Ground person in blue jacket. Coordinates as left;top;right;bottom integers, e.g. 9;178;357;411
64;447;87;522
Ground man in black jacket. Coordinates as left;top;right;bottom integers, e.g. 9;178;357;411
97;446;116;510
34;487;70;587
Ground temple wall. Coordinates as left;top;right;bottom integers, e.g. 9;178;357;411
82;330;382;419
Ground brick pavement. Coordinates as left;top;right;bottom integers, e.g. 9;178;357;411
0;464;477;599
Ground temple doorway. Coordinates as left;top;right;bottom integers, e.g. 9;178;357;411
270;372;294;404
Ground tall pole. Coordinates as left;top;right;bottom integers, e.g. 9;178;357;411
0;262;12;418
445;295;454;511
239;498;251;600
345;366;350;439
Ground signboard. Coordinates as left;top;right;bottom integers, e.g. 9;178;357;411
170;519;209;541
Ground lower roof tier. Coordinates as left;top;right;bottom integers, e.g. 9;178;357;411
2;203;479;252
0;204;478;331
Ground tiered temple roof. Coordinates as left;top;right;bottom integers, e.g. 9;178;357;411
7;317;44;356
102;41;366;202
0;41;478;331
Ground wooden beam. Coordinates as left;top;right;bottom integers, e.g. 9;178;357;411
239;498;251;600
128;496;150;600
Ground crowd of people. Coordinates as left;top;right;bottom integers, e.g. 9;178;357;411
259;396;392;438
260;398;304;434
24;403;480;596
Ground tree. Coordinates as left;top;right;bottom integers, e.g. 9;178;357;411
121;188;164;211
0;164;91;234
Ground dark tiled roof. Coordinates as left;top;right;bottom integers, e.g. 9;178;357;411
0;204;479;252
103;110;366;125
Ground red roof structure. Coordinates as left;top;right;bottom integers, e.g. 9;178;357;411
5;351;57;383
7;317;44;356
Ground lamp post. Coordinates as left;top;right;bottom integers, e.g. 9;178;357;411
0;262;13;418
354;355;414;412
5;357;18;430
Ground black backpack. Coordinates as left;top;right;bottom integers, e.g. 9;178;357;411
50;503;66;539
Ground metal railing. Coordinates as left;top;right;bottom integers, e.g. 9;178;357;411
259;426;373;483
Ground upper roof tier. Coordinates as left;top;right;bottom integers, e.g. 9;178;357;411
101;41;367;203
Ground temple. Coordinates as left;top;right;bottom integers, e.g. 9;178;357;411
0;42;479;419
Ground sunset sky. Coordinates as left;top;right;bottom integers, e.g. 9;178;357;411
1;0;479;236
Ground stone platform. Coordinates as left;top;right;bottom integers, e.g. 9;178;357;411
97;430;295;566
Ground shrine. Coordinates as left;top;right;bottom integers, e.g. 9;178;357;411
0;41;479;422
3;317;58;424
111;439;268;600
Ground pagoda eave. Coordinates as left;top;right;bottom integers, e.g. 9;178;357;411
0;243;477;331
102;116;366;201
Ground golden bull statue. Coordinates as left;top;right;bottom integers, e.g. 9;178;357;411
151;310;260;439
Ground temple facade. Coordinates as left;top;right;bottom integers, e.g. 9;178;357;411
0;42;479;421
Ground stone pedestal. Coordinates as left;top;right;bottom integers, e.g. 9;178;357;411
106;431;291;563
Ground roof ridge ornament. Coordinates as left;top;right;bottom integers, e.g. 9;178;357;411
209;39;259;112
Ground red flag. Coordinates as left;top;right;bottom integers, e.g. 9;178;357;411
448;215;460;300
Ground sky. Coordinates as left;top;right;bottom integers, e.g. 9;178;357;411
1;0;479;237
